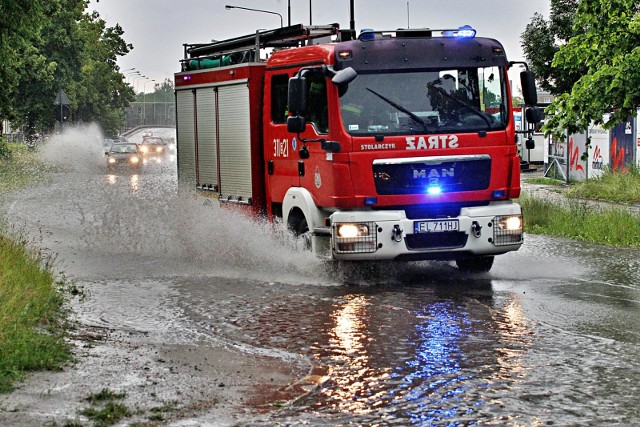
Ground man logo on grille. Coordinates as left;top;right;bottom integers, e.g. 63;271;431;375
413;168;455;179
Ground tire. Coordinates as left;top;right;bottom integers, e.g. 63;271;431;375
455;256;494;273
288;212;312;251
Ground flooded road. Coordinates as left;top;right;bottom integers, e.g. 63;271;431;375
1;127;639;425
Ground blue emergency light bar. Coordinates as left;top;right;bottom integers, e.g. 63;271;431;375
358;25;476;41
443;25;477;38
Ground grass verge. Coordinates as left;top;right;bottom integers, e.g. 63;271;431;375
0;141;71;393
521;169;640;246
522;176;567;186
519;195;640;247
565;167;640;203
0;230;71;393
0;142;59;194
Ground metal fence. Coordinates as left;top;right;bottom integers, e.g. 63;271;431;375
124;102;175;132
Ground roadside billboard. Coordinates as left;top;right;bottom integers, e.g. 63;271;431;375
609;118;635;171
587;122;609;179
567;132;588;180
546;113;638;181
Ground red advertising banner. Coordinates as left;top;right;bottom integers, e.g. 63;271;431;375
609;118;635;171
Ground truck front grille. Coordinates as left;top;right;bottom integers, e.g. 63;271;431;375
373;155;491;195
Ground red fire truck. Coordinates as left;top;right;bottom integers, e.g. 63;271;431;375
174;23;541;272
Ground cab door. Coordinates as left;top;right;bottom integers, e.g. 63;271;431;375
264;72;298;214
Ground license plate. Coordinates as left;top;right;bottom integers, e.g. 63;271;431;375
414;220;459;233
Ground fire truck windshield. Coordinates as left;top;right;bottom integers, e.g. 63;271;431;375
338;66;508;136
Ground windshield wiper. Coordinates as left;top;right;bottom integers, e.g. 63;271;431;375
427;84;494;128
365;87;432;132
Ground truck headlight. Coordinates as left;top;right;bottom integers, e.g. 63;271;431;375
336;223;370;238
493;215;523;246
333;222;377;254
130;156;140;164
107;157;116;164
497;215;522;231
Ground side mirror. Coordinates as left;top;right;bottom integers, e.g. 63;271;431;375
288;75;307;115
287;116;306;134
333;67;357;97
332;67;357;85
525;106;544;124
520;70;538;106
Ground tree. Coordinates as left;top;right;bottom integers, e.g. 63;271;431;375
11;0;85;134
543;0;640;137
74;11;135;135
520;0;583;96
6;2;135;136
155;78;175;103
0;1;48;121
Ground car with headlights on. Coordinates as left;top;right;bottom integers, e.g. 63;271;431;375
139;136;167;158
105;142;142;169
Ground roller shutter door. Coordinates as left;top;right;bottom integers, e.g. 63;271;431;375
176;90;196;187
195;88;218;189
218;84;252;202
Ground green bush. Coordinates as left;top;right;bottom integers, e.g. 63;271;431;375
0;137;12;160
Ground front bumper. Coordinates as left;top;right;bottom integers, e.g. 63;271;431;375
324;202;523;261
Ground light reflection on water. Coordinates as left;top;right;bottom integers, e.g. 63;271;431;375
106;173;139;193
394;301;471;425
252;282;537;426
323;295;382;416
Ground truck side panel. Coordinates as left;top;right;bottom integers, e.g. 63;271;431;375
175;64;267;214
176;90;196;188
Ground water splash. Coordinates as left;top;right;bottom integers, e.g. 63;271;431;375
5;124;327;284
37;123;107;172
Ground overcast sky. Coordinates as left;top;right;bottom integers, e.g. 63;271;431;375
88;0;550;92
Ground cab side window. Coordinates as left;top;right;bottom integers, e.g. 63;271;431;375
271;74;289;124
305;72;329;134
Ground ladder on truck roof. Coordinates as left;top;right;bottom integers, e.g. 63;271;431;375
181;23;340;71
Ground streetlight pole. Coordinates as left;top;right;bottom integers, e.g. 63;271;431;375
126;70;140;84
143;79;150;125
132;76;146;126
225;5;283;28
143;79;155;125
134;75;146;94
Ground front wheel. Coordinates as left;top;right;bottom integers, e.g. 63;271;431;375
455;256;494;273
288;212;311;251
